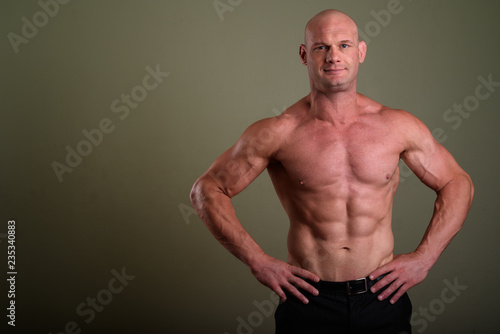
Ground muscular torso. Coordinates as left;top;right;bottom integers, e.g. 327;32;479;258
267;94;405;281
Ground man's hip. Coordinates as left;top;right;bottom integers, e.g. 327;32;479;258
275;276;412;334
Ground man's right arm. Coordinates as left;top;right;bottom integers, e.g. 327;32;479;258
190;118;319;303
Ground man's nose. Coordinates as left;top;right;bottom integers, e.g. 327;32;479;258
326;48;340;63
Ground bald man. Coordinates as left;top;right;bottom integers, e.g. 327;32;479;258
190;9;473;334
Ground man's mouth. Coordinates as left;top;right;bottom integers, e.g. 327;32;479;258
323;68;345;73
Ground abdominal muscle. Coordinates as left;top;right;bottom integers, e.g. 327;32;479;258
280;185;397;282
287;218;394;281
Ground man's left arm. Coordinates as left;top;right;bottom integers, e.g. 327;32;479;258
370;111;474;304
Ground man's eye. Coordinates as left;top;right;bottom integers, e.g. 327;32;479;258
341;44;349;49
316;46;326;50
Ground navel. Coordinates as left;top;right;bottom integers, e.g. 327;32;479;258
299;180;305;186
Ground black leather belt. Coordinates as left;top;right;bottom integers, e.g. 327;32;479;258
309;276;381;295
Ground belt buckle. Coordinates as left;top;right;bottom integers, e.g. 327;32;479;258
346;278;368;295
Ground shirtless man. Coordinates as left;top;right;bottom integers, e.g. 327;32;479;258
190;9;474;333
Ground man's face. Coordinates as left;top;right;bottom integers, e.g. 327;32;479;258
300;14;366;92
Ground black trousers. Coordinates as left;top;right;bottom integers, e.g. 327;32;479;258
275;278;412;334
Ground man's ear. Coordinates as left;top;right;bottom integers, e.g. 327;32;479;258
358;40;367;63
299;44;307;65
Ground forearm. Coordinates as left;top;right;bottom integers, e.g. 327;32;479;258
190;177;265;269
416;173;474;268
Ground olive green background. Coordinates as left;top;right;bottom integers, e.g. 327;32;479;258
1;0;499;333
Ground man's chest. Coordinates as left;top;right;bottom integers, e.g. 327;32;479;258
274;121;404;188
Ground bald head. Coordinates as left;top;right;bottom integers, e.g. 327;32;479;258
304;9;359;47
299;9;366;92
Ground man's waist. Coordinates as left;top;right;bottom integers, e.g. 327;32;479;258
306;275;384;295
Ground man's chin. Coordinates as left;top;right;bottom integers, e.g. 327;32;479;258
322;81;351;92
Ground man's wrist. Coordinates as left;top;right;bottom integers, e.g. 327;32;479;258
413;247;438;272
246;250;267;273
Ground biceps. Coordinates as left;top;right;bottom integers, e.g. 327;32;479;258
206;146;269;197
402;142;462;192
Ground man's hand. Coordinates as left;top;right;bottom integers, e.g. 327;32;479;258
250;254;320;304
369;252;430;304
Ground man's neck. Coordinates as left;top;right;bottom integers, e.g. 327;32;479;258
308;87;359;125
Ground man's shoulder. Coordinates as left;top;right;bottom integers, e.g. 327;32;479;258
358;93;420;124
246;98;307;134
357;94;434;149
